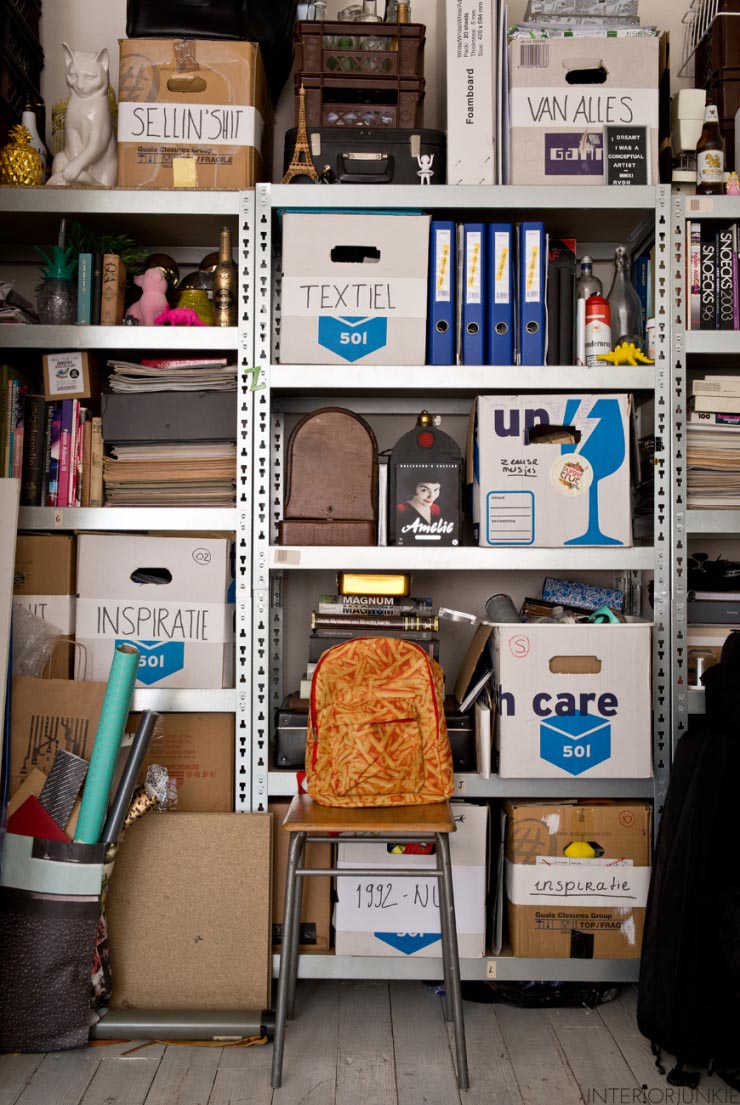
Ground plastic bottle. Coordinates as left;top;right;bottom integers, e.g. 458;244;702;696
575;256;602;366
607;244;643;348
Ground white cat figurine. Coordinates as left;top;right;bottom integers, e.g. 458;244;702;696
47;44;117;188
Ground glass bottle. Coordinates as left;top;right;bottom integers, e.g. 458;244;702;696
576;255;602;302
697;102;725;196
22;102;48;180
212;226;238;327
607;244;643;348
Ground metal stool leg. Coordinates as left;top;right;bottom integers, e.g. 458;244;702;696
271;831;305;1089
286;834;307;1020
437;832;469;1091
435;836;453;1023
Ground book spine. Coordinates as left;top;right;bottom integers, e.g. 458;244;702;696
733;223;739;330
140;358;229;368
100;253;126;326
90;252;103;326
317;602;431;615
717;227;735;331
688;409;740;425
700;236;717;331
46;403;62;506
89;416;104;507
56;400;74;507
11;380;25;480
71;401;83;506
312;613;439;631
317;594;429;609
20;394;46;505
313;628;436;641
81;414;93;507
688;223;702;331
5;379;16;478
77;253;93;325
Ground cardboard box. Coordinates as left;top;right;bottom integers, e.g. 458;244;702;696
279;213;430;365
13;534;76;678
107;813;272;1010
334;802;488;958
445;0;496;184
508;36;663;186
117;38;270;189
270;799;331;951
504;801;651;958
76;534;233;688
494;621;652;779
469;394;632;547
130;712;234;812
42;351;98;401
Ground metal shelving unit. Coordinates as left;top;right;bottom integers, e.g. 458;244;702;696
17;506;238;531
0;326;238;351
253;182;671;982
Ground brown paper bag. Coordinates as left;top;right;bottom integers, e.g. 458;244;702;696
9;676;108;796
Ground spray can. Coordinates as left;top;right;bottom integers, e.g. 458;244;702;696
584;293;611;367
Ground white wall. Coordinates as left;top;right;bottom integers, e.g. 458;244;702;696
40;0;692;179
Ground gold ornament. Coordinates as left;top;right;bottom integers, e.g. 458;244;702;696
597;341;654;367
0;124;44;186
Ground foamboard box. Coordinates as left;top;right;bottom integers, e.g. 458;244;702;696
469;394;632;547
42;351;97;401
13;534;76;678
76;535;233;688
504;801;651;958
494;621;652;778
445;0;496;184
270;799;331;951
129;712;234;812
117;38;270;189
334;802;488;958
508;36;663;186
279;212;430;365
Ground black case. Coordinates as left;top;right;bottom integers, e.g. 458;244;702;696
283;126;445;185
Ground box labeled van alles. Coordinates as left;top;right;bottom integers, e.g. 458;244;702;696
279;213;430;365
470;394;632;547
334;802;488;958
76;535;232;688
494;622;652;778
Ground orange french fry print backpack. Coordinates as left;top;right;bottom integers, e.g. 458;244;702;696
306;636;455;807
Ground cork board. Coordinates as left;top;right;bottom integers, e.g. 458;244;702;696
107;813;272;1010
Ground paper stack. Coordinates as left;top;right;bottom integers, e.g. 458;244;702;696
103;442;236;506
107;358;237;393
688;376;740;507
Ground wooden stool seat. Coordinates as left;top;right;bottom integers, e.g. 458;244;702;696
271;794;469;1091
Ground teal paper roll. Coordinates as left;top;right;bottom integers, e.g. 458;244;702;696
75;644;140;845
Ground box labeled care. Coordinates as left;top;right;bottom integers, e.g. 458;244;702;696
76;535;233;688
279;213;430;365
469;394;632;547
504;801;651;958
334;802;488;958
117;38;270;189
507;36;664;186
494;622;652;778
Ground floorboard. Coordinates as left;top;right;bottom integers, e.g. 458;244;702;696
272;980;339;1105
12;1052;101;1105
390;981;461;1105
335;981;396;1105
495;1002;582;1105
448;999;523;1105
0;1055;44;1105
142;1046;222;1105
77;1052;161;1105
206;1039;273;1105
547;1004;639;1102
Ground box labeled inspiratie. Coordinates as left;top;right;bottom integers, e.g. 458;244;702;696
76;535;232;688
494;622;652;778
505;801;651;958
334;802;488;958
470;394;632;547
279;213;430;365
117;38;270;189
507;36;663;186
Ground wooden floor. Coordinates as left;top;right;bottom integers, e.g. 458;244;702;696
0;981;726;1105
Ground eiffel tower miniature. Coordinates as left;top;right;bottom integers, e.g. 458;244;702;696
283;85;319;184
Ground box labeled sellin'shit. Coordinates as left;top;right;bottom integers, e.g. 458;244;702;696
76;535;233;688
494;621;652;779
469;394;632;547
117;38;270;189
279;213;430;365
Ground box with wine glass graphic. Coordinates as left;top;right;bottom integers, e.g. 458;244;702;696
469;394;632;548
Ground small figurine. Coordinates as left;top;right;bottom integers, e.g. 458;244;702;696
0;124;44;186
727;171;740;195
125;268;169;327
283;86;318;184
416;152;435;185
47;44;117;187
154;306;205;327
597;341;654;367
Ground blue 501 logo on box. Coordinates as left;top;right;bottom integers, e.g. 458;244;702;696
493;623;653;779
117;639;186;685
278;212;430;366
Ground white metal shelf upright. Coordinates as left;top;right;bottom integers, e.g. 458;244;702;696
251;183;672;983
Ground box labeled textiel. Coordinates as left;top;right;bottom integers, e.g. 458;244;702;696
507;36;664;186
494;622;652;778
117;38;270;189
469;394;632;547
445;0;496;184
504;801;651;958
334;802;488;958
76;535;233;688
279;213;430;365
42;352;98;401
13;534;76;678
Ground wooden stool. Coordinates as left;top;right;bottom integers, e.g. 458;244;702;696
270;795;469;1090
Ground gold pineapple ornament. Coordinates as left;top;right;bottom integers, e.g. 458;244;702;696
0;124;45;186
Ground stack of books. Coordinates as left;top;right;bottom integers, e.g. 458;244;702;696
77;253;126;326
688;376;740;507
